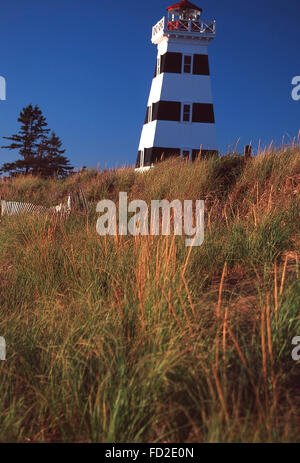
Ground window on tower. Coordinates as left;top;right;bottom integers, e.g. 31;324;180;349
182;150;191;161
183;55;192;73
156;56;161;75
140;150;145;167
182;103;192;123
148;105;152;123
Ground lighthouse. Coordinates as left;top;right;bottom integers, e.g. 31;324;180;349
136;1;218;170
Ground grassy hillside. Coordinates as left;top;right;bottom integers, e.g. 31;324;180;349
0;148;299;442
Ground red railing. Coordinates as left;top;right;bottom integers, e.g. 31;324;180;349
166;19;215;34
152;17;216;42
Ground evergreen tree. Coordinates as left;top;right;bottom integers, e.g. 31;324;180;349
1;104;73;178
32;132;73;178
1;104;50;175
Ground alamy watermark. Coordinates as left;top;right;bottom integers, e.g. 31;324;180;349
96;192;204;247
291;336;300;361
0;337;5;360
0;76;6;100
291;76;300;101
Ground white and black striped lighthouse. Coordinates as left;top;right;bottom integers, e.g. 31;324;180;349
136;0;218;170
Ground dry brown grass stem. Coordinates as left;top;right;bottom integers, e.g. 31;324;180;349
217;262;227;318
280;255;288;296
274;261;278;328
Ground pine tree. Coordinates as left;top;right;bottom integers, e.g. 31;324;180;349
1;104;73;178
33;132;73;178
1;104;50;175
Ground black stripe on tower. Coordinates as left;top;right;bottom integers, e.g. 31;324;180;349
152;101;181;121
144;147;181;166
136;148;218;167
154;53;210;75
143;101;215;124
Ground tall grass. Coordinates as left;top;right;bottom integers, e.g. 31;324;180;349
0;147;299;442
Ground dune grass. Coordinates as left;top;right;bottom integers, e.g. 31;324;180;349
0;147;299;442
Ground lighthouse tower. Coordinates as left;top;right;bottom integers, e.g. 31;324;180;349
136;0;218;170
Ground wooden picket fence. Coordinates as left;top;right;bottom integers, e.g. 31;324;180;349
0;188;88;217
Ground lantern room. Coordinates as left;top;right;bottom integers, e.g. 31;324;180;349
167;0;202;23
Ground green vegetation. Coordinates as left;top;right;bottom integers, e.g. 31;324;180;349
0;147;299;442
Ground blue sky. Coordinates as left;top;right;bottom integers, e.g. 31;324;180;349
0;0;299;169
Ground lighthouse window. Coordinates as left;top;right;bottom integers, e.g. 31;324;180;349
156;56;161;75
182;150;191;160
148;105;152;123
183;55;192;73
140;150;145;167
182;104;192;122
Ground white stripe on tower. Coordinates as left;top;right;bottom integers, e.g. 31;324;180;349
136;0;218;169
